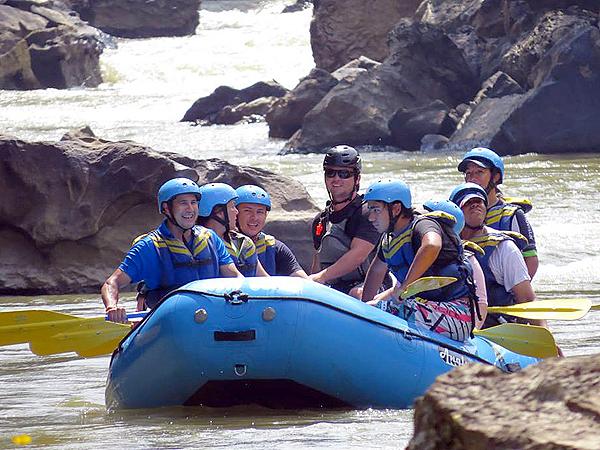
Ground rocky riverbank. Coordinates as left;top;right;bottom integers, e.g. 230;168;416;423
0;128;318;295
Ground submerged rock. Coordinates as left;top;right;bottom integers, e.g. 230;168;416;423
0;130;318;295
408;353;600;449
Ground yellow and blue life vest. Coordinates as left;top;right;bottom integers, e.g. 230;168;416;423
255;232;277;275
225;231;258;276
144;223;220;308
380;213;473;302
469;230;529;327
485;197;532;231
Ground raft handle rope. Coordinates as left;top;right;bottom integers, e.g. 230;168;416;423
223;290;249;305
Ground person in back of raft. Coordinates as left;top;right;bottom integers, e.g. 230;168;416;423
235;184;308;277
449;182;547;330
197;182;269;277
360;179;479;342
457;147;538;278
102;177;243;323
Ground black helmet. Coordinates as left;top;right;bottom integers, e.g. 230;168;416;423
323;145;362;172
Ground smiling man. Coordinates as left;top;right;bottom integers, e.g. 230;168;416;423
235;185;307;277
310;145;380;297
102;177;242;323
449;182;546;329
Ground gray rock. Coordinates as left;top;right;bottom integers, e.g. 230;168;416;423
310;0;421;72
266;68;338;139
68;0;201;38
0;132;318;294
408;354;600;450
181;81;289;124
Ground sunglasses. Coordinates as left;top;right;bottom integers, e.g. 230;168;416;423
324;169;355;179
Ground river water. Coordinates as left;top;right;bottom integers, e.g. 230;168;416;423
1;1;599;448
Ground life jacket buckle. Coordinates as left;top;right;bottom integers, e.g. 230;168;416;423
224;290;249;305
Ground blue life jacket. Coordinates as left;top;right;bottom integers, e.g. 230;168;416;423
225;231;258;276
144;223;220;308
469;230;529;327
380;212;473;302
255;232;277;275
485;197;532;231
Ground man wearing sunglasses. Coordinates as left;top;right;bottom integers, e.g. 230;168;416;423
310;145;381;297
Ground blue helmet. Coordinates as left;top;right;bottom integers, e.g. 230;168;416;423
364;179;411;208
457;147;504;183
198;183;238;217
423;199;465;234
157;177;202;213
449;182;488;208
235;185;271;211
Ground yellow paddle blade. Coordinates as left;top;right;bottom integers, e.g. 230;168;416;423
592;304;600;311
488;298;592;321
401;276;457;300
0;310;130;357
474;323;558;359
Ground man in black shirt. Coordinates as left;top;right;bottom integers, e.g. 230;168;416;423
310;145;380;296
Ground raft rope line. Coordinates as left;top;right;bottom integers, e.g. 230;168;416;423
149;289;495;367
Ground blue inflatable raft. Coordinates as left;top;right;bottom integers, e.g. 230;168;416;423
106;277;538;410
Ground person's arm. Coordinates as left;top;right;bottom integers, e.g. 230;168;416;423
275;241;308;278
511;280;546;328
309;237;374;284
393;231;441;297
310;252;320;275
469;255;488;328
101;268;132;323
361;256;388;303
256;260;270;277
524;255;539;279
220;263;244;278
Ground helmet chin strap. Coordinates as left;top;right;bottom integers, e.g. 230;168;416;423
164;201;195;232
387;204;402;233
326;174;359;206
210;206;231;237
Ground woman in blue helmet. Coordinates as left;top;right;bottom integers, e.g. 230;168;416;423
102;177;242;322
423;199;488;329
197;182;269;277
457;147;538;278
235;185;307;277
361;179;478;342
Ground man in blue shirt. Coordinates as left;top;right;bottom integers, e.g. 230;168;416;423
102;177;242;323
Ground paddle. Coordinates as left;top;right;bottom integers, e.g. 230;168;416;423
473;323;558;359
400;276;457;300
0;310;135;358
487;298;592;321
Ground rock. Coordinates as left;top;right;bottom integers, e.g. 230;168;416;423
451;13;600;155
420;134;449;152
68;0;201;38
408;354;600;450
286;20;478;153
0;131;318;294
331;55;380;82
213;96;279;125
181;81;289;123
282;0;311;14
310;0;421;72
266;68;338;139
388;100;455;151
0;2;104;89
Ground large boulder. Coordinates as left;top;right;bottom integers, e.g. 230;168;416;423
0;129;318;295
181;81;289;124
266;68;338;139
0;1;103;89
68;0;201;38
310;0;421;72
286;20;478;152
408;353;600;449
450;10;600;154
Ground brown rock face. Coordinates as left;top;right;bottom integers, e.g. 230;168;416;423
69;0;201;38
310;0;421;72
0;2;103;89
0;131;317;294
408;354;600;450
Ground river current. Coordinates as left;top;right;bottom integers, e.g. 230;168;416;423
1;1;599;448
